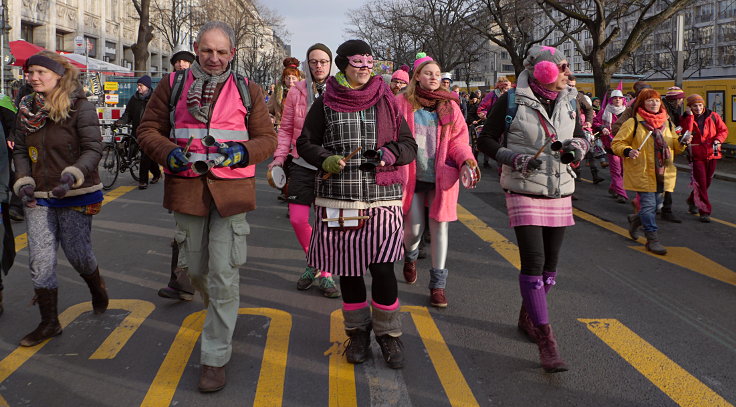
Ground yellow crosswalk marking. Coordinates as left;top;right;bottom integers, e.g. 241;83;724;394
457;205;520;270
329;307;479;407
579;319;734;407
0;300;154;383
573;208;736;286
13;186;136;253
141;308;291;407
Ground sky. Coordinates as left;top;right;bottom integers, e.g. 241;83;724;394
275;0;366;62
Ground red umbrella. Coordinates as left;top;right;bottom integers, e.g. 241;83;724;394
9;40;86;69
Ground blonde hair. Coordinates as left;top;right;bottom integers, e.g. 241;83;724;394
32;51;80;122
405;60;441;111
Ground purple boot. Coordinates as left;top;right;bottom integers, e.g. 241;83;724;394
519;274;568;373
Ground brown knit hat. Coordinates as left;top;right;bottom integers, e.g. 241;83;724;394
686;94;704;107
665;86;685;100
281;57;302;83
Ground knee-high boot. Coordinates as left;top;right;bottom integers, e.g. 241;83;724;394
342;306;372;364
20;288;62;347
519;274;568;373
81;268;109;314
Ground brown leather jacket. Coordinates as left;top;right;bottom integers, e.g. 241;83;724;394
13;94;103;198
137;72;277;217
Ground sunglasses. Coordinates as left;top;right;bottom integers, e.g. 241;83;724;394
347;55;374;69
558;63;570;72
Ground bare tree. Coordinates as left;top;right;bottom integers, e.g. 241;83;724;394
538;0;696;97
150;0;193;51
131;0;155;74
346;0;486;73
465;0;570;76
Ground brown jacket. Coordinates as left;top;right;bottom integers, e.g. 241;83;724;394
137;73;277;217
13;94;103;198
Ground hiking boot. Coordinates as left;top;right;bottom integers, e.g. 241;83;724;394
157;286;194;301
318;275;340;298
660;211;682;223
533;324;568;373
198;365;226;393
430;288;447;308
627;214;642;240
80;268;109;314
518;304;538;343
20;288;62;347
700;215;711;223
375;334;405;369
616;195;627;204
402;261;417;284
343;325;372;364
644;231;667;255
296;266;319;290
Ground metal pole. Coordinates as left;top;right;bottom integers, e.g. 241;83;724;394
674;14;685;89
0;2;5;96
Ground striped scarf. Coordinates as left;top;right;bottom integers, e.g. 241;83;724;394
187;62;232;123
18;93;49;133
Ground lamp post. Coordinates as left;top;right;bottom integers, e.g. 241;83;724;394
674;13;685;89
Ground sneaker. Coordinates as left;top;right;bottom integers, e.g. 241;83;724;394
430;288;447;308
157;286;194;301
296;267;319;290
402;261;417;284
615;195;627;204
687;203;698;214
318;275;341;298
700;215;711;223
375;334;405;369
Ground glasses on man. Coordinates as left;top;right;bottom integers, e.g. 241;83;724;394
347;55;374;69
309;59;330;67
390;79;407;85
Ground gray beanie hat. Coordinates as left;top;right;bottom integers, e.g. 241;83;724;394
524;45;567;84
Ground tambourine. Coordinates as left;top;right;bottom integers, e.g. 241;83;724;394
267;165;287;189
460;164;480;189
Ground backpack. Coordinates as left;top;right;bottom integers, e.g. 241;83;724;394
168;69;252;127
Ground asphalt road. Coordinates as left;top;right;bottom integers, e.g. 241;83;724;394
0;161;734;407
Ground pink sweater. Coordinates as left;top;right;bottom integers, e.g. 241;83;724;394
396;94;475;222
274;81;309;160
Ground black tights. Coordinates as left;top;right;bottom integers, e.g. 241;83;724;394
340;262;398;306
514;226;566;276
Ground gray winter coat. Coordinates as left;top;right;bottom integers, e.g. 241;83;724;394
500;70;578;198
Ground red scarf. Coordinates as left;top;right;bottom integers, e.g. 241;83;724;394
413;86;459;127
636;107;668;129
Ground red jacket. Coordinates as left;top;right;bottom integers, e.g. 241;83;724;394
681;111;728;161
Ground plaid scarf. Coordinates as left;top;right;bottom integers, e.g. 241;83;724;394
18;93;49;133
187;62;232;123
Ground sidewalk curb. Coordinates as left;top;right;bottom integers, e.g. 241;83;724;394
674;163;736;182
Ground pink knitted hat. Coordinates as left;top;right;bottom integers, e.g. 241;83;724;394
391;65;410;83
413;52;434;71
524;45;566;84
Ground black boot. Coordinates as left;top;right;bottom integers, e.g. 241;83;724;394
372;306;405;369
342;307;372;364
81;268;109;314
591;168;604;184
20;288;62;347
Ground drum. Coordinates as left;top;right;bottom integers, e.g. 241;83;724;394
267;165;287;189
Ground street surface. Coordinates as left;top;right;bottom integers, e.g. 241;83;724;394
0;161;734;407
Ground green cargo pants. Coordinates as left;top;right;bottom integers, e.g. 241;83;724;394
174;207;250;367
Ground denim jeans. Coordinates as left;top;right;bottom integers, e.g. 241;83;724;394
638;192;664;232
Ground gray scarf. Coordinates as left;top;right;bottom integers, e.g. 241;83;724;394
186;61;232;123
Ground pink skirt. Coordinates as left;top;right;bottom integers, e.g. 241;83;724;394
307;205;404;276
505;193;574;227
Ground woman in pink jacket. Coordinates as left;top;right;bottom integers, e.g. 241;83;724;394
267;44;339;297
396;53;480;307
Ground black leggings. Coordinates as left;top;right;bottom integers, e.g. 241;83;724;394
514;226;566;276
340;262;398;306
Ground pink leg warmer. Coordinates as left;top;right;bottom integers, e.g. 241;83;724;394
343;301;369;311
288;203;312;254
371;299;400;311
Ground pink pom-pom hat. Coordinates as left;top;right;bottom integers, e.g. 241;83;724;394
524;45;567;84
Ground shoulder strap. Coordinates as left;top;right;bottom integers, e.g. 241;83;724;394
169;69;188;126
234;73;252;124
504;88;517;133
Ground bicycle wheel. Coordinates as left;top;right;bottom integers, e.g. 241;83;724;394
99;143;119;190
129;145;141;182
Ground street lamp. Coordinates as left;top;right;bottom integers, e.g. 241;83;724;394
674;14;685;89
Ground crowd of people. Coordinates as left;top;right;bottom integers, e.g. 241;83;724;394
0;19;729;395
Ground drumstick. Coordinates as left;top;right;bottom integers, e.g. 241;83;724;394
182;135;195;158
636;131;653;151
322;146;363;180
532;137;554;159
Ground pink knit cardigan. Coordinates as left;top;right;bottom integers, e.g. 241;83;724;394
274;80;308;160
396;94;475;222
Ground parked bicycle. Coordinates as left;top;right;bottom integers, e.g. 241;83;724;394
98;124;141;190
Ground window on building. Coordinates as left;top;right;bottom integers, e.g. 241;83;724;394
105;41;116;62
695;4;713;23
698;47;713;65
719;0;736;18
719;24;736;42
502;64;514;72
56;32;67;52
85;36;97;58
108;0;118;19
21;22;34;43
719;45;736;66
697;25;714;44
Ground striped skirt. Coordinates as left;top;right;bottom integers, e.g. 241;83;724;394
307;205;404;276
506;193;574;228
